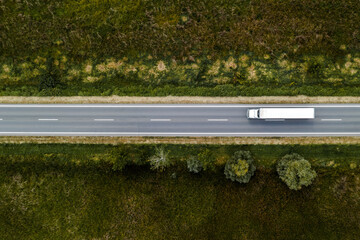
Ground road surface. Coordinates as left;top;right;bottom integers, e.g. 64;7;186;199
0;104;359;136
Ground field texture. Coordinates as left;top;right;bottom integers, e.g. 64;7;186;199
0;0;360;96
0;143;360;239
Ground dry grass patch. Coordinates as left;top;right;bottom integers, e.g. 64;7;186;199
1;136;360;145
2;96;360;104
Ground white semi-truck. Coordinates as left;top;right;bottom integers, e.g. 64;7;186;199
247;108;315;120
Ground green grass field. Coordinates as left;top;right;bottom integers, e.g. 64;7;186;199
1;0;360;96
2;0;359;59
0;143;360;239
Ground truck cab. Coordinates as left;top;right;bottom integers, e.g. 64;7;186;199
247;109;260;119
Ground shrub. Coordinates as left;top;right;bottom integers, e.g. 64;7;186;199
277;153;317;190
224;151;256;183
186;156;203;173
306;60;325;82
148;146;171;171
198;149;216;171
135;145;152;166
108;146;130;171
38;57;61;91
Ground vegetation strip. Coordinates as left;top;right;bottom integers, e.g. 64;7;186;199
0;143;358;169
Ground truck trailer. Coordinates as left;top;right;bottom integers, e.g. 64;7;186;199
247;108;315;120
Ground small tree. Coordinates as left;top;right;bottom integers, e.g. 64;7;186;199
187;156;203;173
277;153;317;190
224;151;256;183
149;146;171;171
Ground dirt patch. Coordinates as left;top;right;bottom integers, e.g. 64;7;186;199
1;96;360;104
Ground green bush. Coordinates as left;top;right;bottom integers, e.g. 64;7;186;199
109;146;130;171
277;153;317;190
148;146;171;171
186;156;203;173
224;151;256;183
198;149;216;171
38;57;61;91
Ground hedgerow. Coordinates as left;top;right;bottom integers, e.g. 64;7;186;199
0;143;359;183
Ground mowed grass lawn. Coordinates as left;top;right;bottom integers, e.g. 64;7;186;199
0;143;360;239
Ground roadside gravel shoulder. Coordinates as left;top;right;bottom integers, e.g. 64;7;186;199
1;95;360;104
1;136;360;145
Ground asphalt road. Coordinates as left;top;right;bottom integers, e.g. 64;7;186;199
0;104;359;136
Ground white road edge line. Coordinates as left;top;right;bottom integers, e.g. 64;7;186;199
0;132;360;135
94;119;114;121
38;119;58;121
150;119;171;122
207;119;228;121
321;119;342;121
